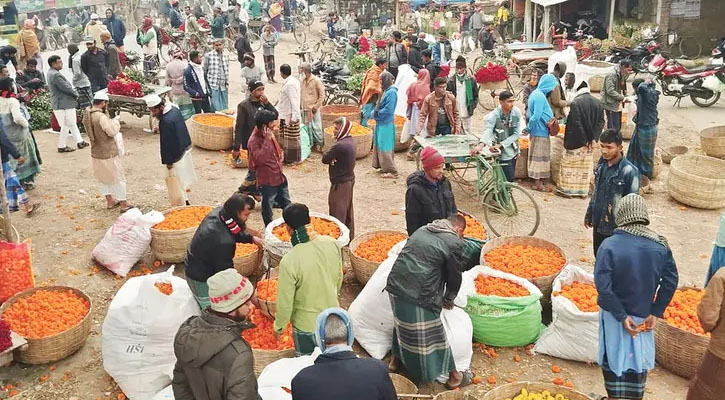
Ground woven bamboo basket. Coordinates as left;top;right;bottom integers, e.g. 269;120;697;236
661;145;688;164
349;230;408;285
0;286;92;364
389;373;418;399
395;123;411;152
252;347;295;376
667;155;725;209
188;114;234;150
320;105;361;131
699;125;725;158
654;287;710;379
267;249;283;269
322;125;374;159
482;382;590;400
150;206;211;263
233;229;263;277
480;236;567;304
479;80;507;91
588;75;605;92
434;390;481;400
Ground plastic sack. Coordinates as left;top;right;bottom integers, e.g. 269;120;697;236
435;306;474;383
394;65;418;118
258;348;321;400
151;385;174;400
461;237;484;272
702;75;725;92
0;240;34;303
92;208;164;277
300;124;311;162
547;47;577;78
264;212;350;260
463;266;543;347
574;61;616;92
533;264;599;363
400;120;411;143
102;266;201;400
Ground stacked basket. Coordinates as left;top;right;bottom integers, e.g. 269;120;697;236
699;125;725;159
188;114;235;150
233;229;263;277
667;155;725;209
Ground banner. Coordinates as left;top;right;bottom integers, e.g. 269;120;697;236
15;0;44;13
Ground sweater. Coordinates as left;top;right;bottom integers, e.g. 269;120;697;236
159;107;192;165
322;136;356;184
80;48;109;88
601;69;627;111
274;235;343;333
564;88;605;150
103;13;126;47
594;231;678;322
405;171;456;236
699;268;725;359
234;99;278;151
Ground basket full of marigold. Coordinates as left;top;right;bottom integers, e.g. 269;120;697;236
350;230;408;285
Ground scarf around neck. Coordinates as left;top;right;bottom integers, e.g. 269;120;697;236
456;72;474;109
290;223;319;246
220;211;242;236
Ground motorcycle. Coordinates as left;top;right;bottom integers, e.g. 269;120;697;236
711;36;725;65
607;38;662;72
648;54;725;107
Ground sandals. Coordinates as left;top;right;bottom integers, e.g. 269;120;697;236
77;141;89;149
107;202;120;209
58;146;76;153
380;173;399;179
25;203;40;217
445;370;474;390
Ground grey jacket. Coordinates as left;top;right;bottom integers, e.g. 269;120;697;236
600;69;627;112
47;68;78;110
172;310;261;400
71;52;91;89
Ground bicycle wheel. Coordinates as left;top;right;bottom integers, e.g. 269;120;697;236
679;36;702;59
482;182;540;237
294;29;306;45
225;38;238;61
506;62;522;88
46;35;58;51
248;32;262;52
301;12;314;27
328;94;359;106
315;3;327;17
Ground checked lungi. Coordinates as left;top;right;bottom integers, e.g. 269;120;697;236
389;294;455;384
527;136;551;179
556;146;592;198
280;119;301;163
626;125;658;179
292;326;316;356
601;357;648;400
3;162;29;212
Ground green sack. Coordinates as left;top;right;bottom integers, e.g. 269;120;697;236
461;237;485;271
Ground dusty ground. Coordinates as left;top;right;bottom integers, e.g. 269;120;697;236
1;22;724;400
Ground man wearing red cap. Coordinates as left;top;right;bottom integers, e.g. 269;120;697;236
405;146;457;236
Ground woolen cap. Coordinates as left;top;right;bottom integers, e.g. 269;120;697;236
207;269;254;313
248;80;264;92
614;193;650;227
421;146;444;170
93;91;109;101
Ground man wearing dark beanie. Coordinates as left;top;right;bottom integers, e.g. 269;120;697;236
446;56;478;135
404;146;457;236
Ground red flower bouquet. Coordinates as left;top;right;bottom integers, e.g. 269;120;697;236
107;72;144;98
475;62;509;84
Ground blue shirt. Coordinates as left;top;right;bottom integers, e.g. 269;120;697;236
586;156;640;235
633;81;659;127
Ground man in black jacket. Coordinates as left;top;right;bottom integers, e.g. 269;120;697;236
235;25;254;69
405;146;457;236
407;36;423;73
80;36;109;92
291;308;397;400
184;193;261;308
421;49;441;92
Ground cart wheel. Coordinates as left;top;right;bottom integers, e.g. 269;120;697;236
482;182;540;237
506;62;523;89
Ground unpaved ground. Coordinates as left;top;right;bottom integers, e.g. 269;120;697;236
1;23;723;400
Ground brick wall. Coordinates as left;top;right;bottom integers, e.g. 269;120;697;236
661;0;724;50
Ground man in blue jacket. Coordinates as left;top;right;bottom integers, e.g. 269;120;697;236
103;9;126;50
626;78;660;179
183;51;211;114
585;129;640;256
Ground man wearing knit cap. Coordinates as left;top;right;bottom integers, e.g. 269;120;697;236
241;53;266;98
446;56;478;135
172;269;262;400
405;146;456;236
594;193;677;400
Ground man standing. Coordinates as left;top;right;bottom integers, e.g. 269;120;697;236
68;44;92;110
421;49;442;91
100;32;121;80
386;215;471;387
585;129;640;256
386;31;407;79
291;309;397;400
169;0;184;29
446;56;477;135
470;6;484;48
48;55;88;153
80;37;109;93
626;78;660;180
247;109;290;226
65;8;81;28
407;36;423;73
235;81;278;194
300;62;325;150
478;23;495;52
84;13;109;47
185;193;261;307
472;91;523;182
147;94;196;206
274;203;343;356
172;269;261;400
235;25;254;69
241;54;266;98
360;58;385;127
405;147;457;236
103;9;126;51
83;91;130;212
432;32;452;66
557;81;605;197
15;58;45;91
211;7;225;39
495;1;510;41
594;194;678;400
183;51;211;114
248;0;262;20
322;117;356;238
278;64;302;163
204;38;230;111
418;77;459;137
601;60;633;133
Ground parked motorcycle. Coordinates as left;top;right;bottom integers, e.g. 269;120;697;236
648;54;725;107
607;38;663;72
711;37;725;64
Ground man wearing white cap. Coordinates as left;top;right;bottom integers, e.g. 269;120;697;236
147;94;196;206
84;13;109;47
80;37;109;93
83;91;132;212
172;269;261;400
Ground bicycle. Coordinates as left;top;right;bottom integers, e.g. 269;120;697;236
323;82;359;106
44;27;67;51
247;20;265;52
289;15;306;45
665;30;702;59
143;54;162;85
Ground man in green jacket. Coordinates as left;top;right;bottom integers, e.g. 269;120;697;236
601;60;633;133
211;7;226;39
248;0;262;20
273;203;344;356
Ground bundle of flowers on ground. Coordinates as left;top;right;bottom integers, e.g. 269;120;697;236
484;244;566;279
242;307;293;350
475;62;509;84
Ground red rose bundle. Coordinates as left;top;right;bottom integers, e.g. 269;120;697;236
475;62;509;84
107;72;144;98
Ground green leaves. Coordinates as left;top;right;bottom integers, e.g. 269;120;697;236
347;73;364;91
27;91;52;131
347;54;375;74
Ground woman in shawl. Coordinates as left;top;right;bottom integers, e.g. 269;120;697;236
165;50;195;120
405;69;430;160
261;24;280;83
16;19;40;71
359;57;386;127
373;71;398;179
0;78;40;189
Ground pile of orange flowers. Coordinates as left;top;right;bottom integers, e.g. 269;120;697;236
241;307;294;350
272;217;341;241
366;115;406;127
3;290;90;339
354;232;407;263
153;206;213;230
474;275;530;297
154;282;173;296
256;279;278;301
194;114;234;128
0;244;33;303
484;244;566;279
553;281;599;312
324;124;372;137
462;215;487;240
662;289;707;335
519;136;529;150
235;243;258;257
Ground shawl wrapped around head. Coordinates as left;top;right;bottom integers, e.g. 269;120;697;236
360;64;383;105
614;193;669;247
406;69;431;108
335;117;352;141
16;29;39;62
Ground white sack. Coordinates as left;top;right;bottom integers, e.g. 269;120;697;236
394;64;418;117
574;61;616;90
258;348;322;400
547;47;578;78
533;264;599;363
102;266;201;400
151;385;174;400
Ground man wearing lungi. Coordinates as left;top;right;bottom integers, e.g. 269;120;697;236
277;64;302;163
386;215;472;388
300;63;325;150
322;117;356;238
626;78;660;179
594;194;677;400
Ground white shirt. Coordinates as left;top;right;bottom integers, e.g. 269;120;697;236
239;8;249;25
214;0;229;12
456;78;469;118
278;75;301;122
439;42;448;64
